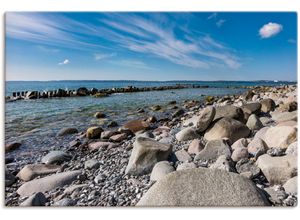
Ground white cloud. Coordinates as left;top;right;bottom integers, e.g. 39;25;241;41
259;22;283;39
94;52;116;61
37;45;60;53
216;19;226;28
207;13;217;20
58;59;69;65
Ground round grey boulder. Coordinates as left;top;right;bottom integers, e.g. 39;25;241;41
196;106;216;132
150;161;175;181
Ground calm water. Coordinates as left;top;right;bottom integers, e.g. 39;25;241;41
5;80;295;154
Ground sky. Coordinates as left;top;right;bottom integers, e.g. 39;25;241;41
5;12;297;81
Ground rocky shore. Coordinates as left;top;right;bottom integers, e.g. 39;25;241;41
5;84;297;207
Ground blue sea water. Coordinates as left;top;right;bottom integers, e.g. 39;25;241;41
5;80;296;154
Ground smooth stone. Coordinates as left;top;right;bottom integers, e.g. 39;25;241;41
260;99;275;113
253;127;269;141
41;151;71;165
196;106;216;132
264;126;297;149
194;139;231;163
278;101;297;112
54;198;77;206
125;137;172;176
246;114;263;130
94;112;106;118
86;126;103;139
209;155;234;172
100;130;118;139
5;169;16;187
231;138;248;151
5;142;22;152
285;141;297;156
175;127;200;142
123;119;150;133
137;168;270;206
109;133;127;142
231;147;249;162
271;111;297;122
277;120;297;127
283;176;297;195
84;159;100;170
57;127;78;137
256;154;297;185
17;164;61;181
188;139;205;154
183;115;199;127
204;117;250;143
242;102;261;115
247;138;268;158
214;105;245;122
176;162;197;171
17;170;81;197
150;161;175;181
236;158;260;178
20;192;47;206
174;149;192;162
88;141;117;151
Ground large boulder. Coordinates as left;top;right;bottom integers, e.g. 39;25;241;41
194;139;231;163
76;87;89;96
188;139;204;154
256;154;297;185
17;164;61;181
214;105;245;122
137;168;270;206
17;170;81;197
264;126;297;149
246;114;263;130
123;120;150;133
231;147;249;162
196;106;216;132
283;176;297;195
175;127;200;142
242;102;261;115
271;111;297;122
86;126;103;139
260;99;275;113
204;118;250;143
20;192;47;206
125;137;172;176
150;161;175;182
247;138;268;158
41;151;72;165
5;142;22;152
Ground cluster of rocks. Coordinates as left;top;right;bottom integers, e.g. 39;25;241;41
5;84;297;207
7;84;210;101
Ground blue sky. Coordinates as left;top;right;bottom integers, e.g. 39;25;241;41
5;12;297;81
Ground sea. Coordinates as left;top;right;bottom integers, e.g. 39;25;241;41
5;80;296;155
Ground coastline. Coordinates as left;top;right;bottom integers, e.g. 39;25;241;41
5;84;298;206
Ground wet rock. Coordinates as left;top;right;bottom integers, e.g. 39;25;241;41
17;164;61;181
123;119;150;133
146;116;157;123
150;105;162;111
246;114;263;130
264;126;297;149
5;169;16;187
188;139;205;154
283;176;297;195
194;139;231;163
125;137;172;176
77;87;89;96
214;105;245;122
256;154;297;185
285;141;297;156
210;155;234;172
231;147;249;162
84;159;100;170
174;149;192;162
260;98;275;113
20;192;47;206
247;138;268;158
17;170;81;197
94;112;106;119
41;151;72;165
236;158;260;178
196;106;216;132
107;121;118;128
150;161;175;182
175;127;200;142
86;126;103;139
204;117;250;143
109;133;127;142
137;168;270;206
57;127;78;137
172;109;185;118
101;130;118;139
5;142;22;152
5;156;14;164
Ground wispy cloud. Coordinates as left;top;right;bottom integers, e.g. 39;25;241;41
287;38;296;44
58;59;69;65
259;22;283;39
94;52;116;61
216;19;226;28
6;12;241;69
37;45;60;53
117;59;155;70
207;13;217;20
